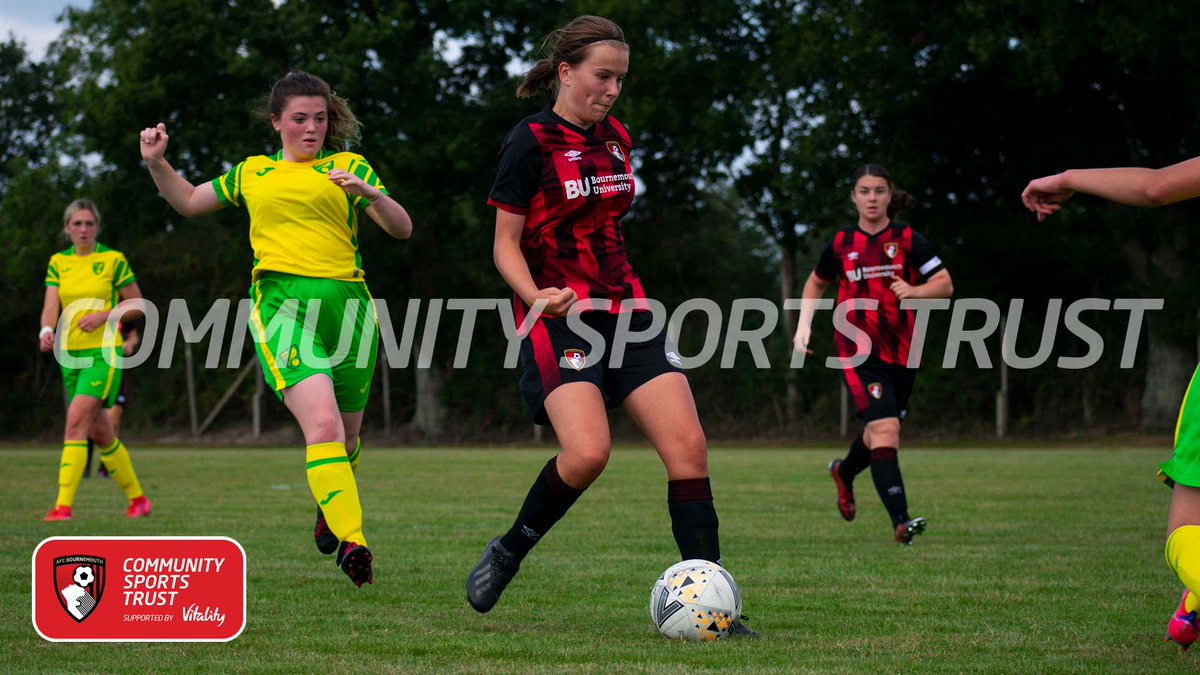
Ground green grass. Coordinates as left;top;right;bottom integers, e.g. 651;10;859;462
1;446;1195;672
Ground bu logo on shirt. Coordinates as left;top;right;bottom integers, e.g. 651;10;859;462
846;268;863;282
883;242;899;259
563;349;587;371
92;262;105;275
54;555;106;623
564;178;593;200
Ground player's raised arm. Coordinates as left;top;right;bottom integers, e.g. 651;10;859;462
139;123;222;217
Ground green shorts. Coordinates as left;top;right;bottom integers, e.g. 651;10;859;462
1160;364;1200;488
60;347;123;408
249;273;379;413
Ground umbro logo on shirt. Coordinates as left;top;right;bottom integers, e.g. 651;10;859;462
563;150;583;162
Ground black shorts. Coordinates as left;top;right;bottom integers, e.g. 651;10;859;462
518;310;682;425
841;355;916;423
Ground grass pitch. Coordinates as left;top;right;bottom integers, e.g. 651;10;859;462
0;445;1194;672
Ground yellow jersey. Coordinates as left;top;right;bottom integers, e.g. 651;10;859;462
44;243;135;350
211;149;389;282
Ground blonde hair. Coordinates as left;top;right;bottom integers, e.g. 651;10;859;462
62;198;101;237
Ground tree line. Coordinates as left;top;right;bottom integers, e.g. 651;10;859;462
3;0;1198;440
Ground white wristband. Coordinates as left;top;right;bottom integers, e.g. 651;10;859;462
39;325;54;339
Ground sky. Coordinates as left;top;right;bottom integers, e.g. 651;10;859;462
1;0;88;60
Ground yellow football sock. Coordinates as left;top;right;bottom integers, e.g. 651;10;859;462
1166;525;1200;613
97;438;145;501
54;440;89;507
348;437;361;473
306;442;366;547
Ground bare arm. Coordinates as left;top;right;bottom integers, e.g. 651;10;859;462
891;268;953;300
327;169;412;239
1021;157;1200;220
76;282;144;333
39;286;59;352
139;123;223;217
792;271;831;354
494;209;575;316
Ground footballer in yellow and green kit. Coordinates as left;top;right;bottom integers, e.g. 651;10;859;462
43;238;149;521
45;243;134;407
212;149;385;413
1161;366;1200;489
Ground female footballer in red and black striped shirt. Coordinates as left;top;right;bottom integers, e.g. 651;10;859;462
794;164;954;545
464;15;754;635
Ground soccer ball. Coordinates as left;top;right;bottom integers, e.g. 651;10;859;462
649;559;741;641
73;565;95;587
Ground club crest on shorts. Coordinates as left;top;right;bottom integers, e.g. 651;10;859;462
563;349;586;371
276;345;300;369
867;382;883;400
883;242;899;259
53;555;106;623
605;141;625;162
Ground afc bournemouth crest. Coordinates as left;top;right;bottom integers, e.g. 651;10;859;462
605;141;625;162
883;242;899;259
53;555;106;623
867;382;883;400
564;349;587;371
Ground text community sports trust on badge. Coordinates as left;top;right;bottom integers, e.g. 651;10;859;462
32;537;245;641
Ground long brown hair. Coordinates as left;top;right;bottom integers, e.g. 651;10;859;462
516;15;627;98
852;164;915;218
264;70;362;150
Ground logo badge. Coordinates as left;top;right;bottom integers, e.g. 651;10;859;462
34;536;247;642
92;262;105;274
313;160;335;174
563;349;586;371
846;251;859;261
564;150;583;162
255;167;275;177
54;555;106;623
883;243;898;259
605;141;625;162
867;382;883;400
275;346;300;369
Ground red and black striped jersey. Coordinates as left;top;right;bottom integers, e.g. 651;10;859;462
814;222;945;365
488;105;645;316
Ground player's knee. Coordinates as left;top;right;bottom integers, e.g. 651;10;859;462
562;442;611;482
665;428;708;477
865;418;901;448
305;412;344;444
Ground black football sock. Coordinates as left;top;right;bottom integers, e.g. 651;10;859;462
500;456;584;561
869;447;909;526
84;438;94;478
668;477;721;563
839;434;870;485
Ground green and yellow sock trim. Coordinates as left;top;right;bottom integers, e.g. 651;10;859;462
306;441;349;470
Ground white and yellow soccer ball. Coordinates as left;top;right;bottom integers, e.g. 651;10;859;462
649;559;741;641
